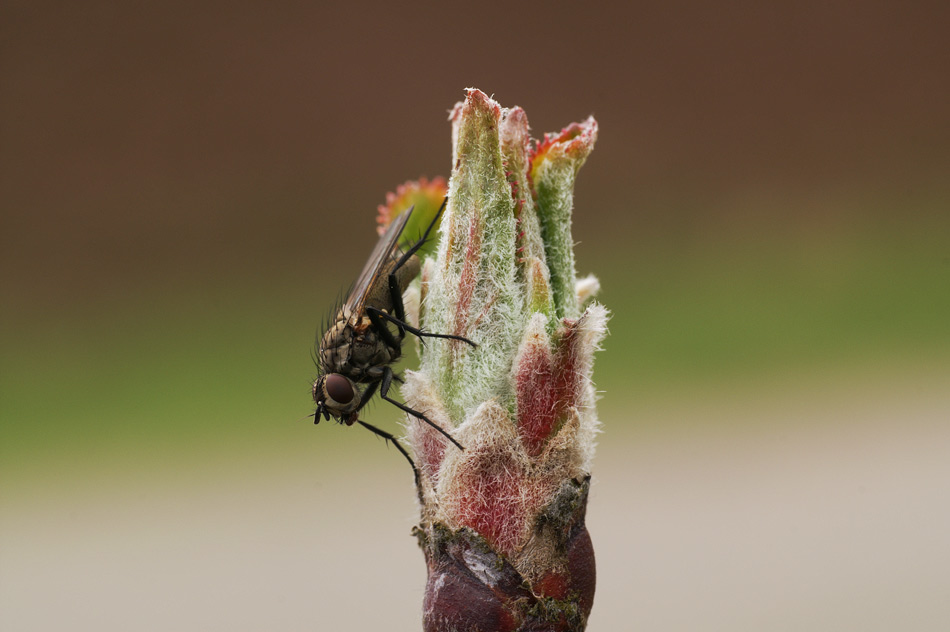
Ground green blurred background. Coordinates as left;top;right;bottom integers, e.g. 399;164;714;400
2;2;948;630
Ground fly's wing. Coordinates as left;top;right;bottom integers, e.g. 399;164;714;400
343;206;413;325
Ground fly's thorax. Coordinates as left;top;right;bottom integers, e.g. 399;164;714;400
320;316;400;382
319;319;353;372
349;315;401;372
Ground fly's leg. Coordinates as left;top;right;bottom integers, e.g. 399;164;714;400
355;419;419;487
384;198;445;327
366;307;402;350
378;366;464;451
354;380;378;413
389;197;447;279
367;307;477;347
352;381;421;487
376;198;478;348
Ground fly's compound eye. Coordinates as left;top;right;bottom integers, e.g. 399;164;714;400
324;373;355;405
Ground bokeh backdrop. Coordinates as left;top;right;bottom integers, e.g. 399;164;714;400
2;2;948;630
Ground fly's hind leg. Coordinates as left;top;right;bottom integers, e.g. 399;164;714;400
378;366;464;451
377;198;478;348
384;197;445;326
388;197;447;284
367;307;476;347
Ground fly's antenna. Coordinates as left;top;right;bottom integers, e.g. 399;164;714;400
312;401;326;424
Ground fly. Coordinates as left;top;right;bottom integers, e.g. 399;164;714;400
311;198;475;473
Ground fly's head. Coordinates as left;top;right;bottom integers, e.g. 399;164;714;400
312;373;362;426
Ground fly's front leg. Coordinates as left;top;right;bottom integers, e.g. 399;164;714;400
354;380;378;414
378;366;464;451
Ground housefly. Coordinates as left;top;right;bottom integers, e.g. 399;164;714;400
311;199;475;472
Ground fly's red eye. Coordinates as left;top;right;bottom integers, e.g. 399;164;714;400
325;374;354;404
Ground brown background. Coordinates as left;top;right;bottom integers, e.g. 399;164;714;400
3;0;948;304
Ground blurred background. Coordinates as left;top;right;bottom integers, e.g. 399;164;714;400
1;1;948;630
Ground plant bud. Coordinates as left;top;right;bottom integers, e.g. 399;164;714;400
403;89;605;631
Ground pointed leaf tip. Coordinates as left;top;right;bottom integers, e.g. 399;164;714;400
376;177;448;251
529;116;599;179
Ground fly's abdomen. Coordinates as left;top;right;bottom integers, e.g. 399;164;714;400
362;255;421;314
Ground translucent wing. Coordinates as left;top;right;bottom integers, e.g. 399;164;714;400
343;206;414;325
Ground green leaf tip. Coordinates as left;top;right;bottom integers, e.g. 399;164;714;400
529;116;599;320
